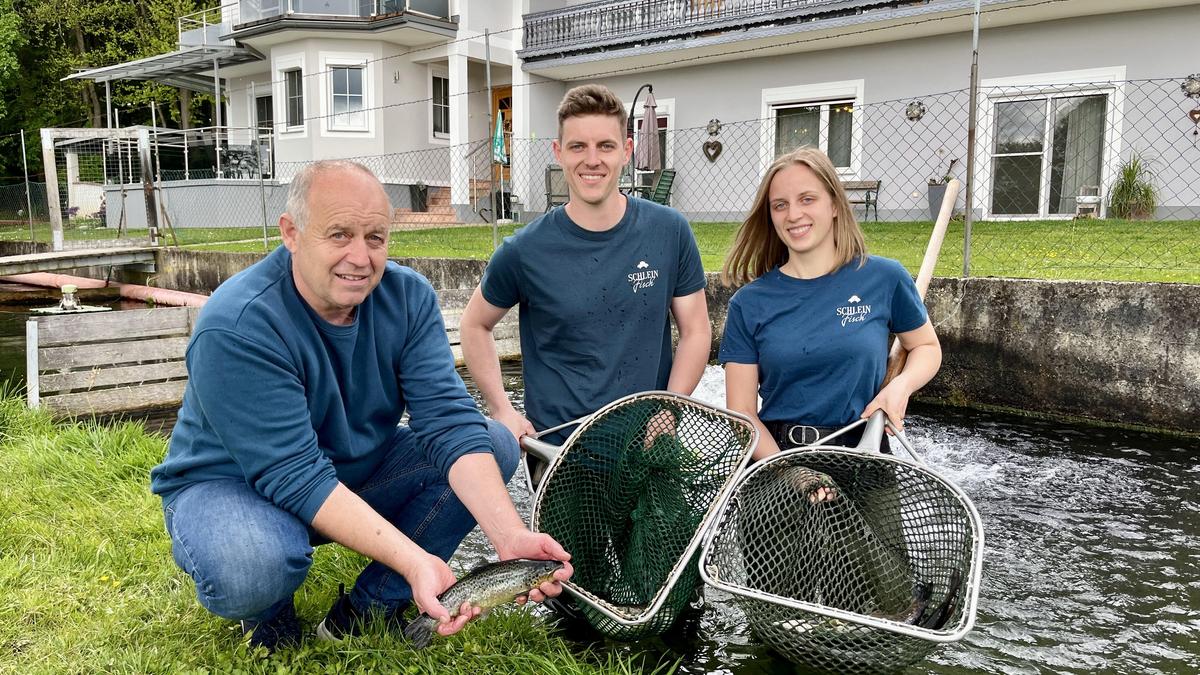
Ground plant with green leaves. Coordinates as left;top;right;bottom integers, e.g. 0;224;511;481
1108;153;1157;219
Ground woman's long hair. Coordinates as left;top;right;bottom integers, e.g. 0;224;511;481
721;147;867;286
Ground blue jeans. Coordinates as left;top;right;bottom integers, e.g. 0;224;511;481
162;419;519;623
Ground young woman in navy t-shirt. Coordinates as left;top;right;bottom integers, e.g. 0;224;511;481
719;147;942;462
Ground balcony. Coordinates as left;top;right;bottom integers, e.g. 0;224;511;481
237;0;450;24
520;0;901;60
178;6;233;47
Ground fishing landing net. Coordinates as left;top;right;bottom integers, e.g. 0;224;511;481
527;391;757;641
699;429;983;674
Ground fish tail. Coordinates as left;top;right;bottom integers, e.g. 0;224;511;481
403;615;437;648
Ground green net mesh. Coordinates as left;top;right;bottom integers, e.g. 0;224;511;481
531;393;756;641
701;448;982;674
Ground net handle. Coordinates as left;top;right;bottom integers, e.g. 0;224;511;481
810;411;927;466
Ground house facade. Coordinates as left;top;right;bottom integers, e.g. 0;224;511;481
70;0;1200;224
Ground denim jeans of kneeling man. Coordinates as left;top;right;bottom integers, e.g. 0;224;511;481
163;419;519;625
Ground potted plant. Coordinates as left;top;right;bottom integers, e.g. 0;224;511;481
1108;153;1157;220
927;158;958;220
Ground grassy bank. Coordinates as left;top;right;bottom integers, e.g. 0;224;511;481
0;397;669;674
3;218;1197;283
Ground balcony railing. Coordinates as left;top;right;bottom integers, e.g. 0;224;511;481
522;0;891;56
178;6;232;47
238;0;449;24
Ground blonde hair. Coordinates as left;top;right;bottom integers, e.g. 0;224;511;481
556;84;627;138
720;147;867;286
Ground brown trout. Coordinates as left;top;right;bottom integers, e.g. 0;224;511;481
403;558;565;648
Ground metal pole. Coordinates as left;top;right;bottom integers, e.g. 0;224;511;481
20;129;34;240
253;81;270;251
484;29;497;249
105;81;113;128
213;57;222;178
962;0;981;277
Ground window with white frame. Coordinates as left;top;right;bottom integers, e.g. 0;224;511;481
330;65;365;129
284;69;303;128
980;67;1124;218
773;100;854;166
431;72;449;138
761;80;863;176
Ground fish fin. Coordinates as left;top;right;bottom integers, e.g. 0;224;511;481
403;615;437;648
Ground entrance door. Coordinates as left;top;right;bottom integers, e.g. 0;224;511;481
491;86;512;183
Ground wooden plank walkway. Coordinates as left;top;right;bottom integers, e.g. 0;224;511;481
0;246;158;276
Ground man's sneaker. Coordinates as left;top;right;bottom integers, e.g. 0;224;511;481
240;599;301;653
316;584;408;642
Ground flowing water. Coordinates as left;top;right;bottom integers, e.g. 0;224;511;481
458;365;1200;674
2;304;1196;673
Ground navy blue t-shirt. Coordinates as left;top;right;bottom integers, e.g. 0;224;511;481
718;256;927;427
481;197;706;436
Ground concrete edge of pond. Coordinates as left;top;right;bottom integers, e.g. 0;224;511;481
5;244;1197;436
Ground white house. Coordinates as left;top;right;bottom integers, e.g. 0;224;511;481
69;0;1200;223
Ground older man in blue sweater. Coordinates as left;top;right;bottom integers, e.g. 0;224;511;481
151;160;571;651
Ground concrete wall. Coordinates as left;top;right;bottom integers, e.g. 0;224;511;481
146;249;1200;434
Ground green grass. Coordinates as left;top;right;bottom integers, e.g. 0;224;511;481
0;396;672;674
3;218;1197;283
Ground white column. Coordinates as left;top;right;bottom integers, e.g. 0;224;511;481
448;43;471;216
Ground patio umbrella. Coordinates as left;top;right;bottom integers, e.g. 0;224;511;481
634;91;661;172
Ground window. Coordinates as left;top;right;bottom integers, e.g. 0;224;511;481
331;65;365;129
761;81;863;176
991;94;1108;216
432;74;449;138
773;100;854;167
254;95;273;133
980;67;1124;218
284;69;303;128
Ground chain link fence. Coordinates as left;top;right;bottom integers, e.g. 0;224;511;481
4;77;1198;280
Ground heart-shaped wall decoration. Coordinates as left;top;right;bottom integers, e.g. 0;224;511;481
1190;108;1200;124
703;140;723;162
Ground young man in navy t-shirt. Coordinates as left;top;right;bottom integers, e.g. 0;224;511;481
460;85;710;445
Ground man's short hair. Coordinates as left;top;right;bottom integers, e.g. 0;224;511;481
285;160;380;231
556;84;627;138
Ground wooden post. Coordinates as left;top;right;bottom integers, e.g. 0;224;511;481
25;319;39;408
39;129;64;251
139;128;160;245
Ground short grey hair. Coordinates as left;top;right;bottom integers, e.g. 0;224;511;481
284;160;382;231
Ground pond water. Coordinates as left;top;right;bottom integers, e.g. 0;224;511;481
458;365;1199;675
2;304;1196;673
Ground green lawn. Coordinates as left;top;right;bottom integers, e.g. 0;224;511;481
3;218;1196;283
0;397;671;674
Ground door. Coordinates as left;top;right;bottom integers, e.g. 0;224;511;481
492;86;512;183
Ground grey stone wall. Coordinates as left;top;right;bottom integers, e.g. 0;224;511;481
146;251;1200;434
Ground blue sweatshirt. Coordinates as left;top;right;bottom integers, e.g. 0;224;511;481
150;246;490;523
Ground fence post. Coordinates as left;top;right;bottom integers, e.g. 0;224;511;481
962;0;981;277
138;128;160;246
20;128;34;241
40;129;64;251
253;82;270;251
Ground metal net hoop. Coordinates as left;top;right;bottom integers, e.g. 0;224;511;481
530;391;757;640
700;447;983;674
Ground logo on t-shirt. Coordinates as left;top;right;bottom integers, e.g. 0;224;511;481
628;259;659;293
836;294;871;326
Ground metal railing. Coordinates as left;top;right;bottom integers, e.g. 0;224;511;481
237;0;448;24
178;5;232;47
521;0;889;55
